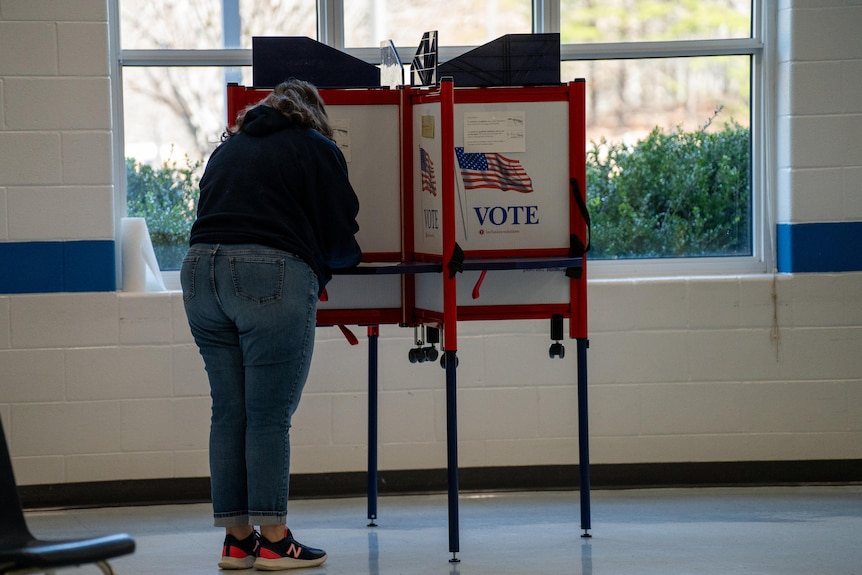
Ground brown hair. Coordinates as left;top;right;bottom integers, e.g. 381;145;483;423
223;79;333;141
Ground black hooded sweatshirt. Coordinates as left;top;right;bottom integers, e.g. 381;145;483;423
190;105;361;295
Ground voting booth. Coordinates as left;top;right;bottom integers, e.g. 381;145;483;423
408;83;587;329
227;34;591;560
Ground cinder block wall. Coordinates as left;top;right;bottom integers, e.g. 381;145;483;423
1;0;861;489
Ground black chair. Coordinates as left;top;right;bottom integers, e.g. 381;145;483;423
0;419;135;574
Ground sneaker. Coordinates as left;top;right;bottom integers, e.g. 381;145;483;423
254;529;327;570
218;531;260;570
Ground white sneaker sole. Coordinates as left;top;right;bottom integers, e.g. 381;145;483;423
253;553;327;570
218;555;256;569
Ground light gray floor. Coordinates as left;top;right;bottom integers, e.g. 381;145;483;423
23;485;862;575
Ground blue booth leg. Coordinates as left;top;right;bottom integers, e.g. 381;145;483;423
367;327;379;526
577;338;592;536
445;350;460;562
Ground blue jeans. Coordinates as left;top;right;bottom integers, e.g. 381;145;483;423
181;243;319;527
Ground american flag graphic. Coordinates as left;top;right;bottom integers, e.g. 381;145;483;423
420;147;437;196
455;147;534;193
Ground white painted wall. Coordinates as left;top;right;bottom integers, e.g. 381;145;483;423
1;0;861;487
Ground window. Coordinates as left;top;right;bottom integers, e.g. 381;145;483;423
560;0;752;43
112;0;767;275
558;0;766;275
119;0;317;50
567;55;752;260
343;1;532;47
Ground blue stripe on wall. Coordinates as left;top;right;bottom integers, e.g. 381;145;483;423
777;222;862;273
0;240;116;294
2;226;857;293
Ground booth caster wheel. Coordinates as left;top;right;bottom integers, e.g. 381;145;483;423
409;346;439;363
549;315;566;359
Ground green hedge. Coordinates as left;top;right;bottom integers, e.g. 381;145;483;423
126;156;201;270
586;119;751;259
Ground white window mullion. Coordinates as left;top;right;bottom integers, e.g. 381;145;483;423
533;0;559;34
317;0;345;49
751;0;777;272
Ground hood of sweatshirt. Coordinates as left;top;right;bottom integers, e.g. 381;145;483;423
241;105;291;136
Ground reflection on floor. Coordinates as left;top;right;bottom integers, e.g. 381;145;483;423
23;485;862;575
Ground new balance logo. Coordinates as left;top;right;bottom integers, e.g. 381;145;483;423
285;543;303;559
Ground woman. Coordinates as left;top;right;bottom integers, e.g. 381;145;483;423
181;79;361;570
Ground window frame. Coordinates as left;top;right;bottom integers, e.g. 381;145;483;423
109;0;773;283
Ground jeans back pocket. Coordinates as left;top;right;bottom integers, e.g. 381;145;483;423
229;256;285;304
180;254;199;303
